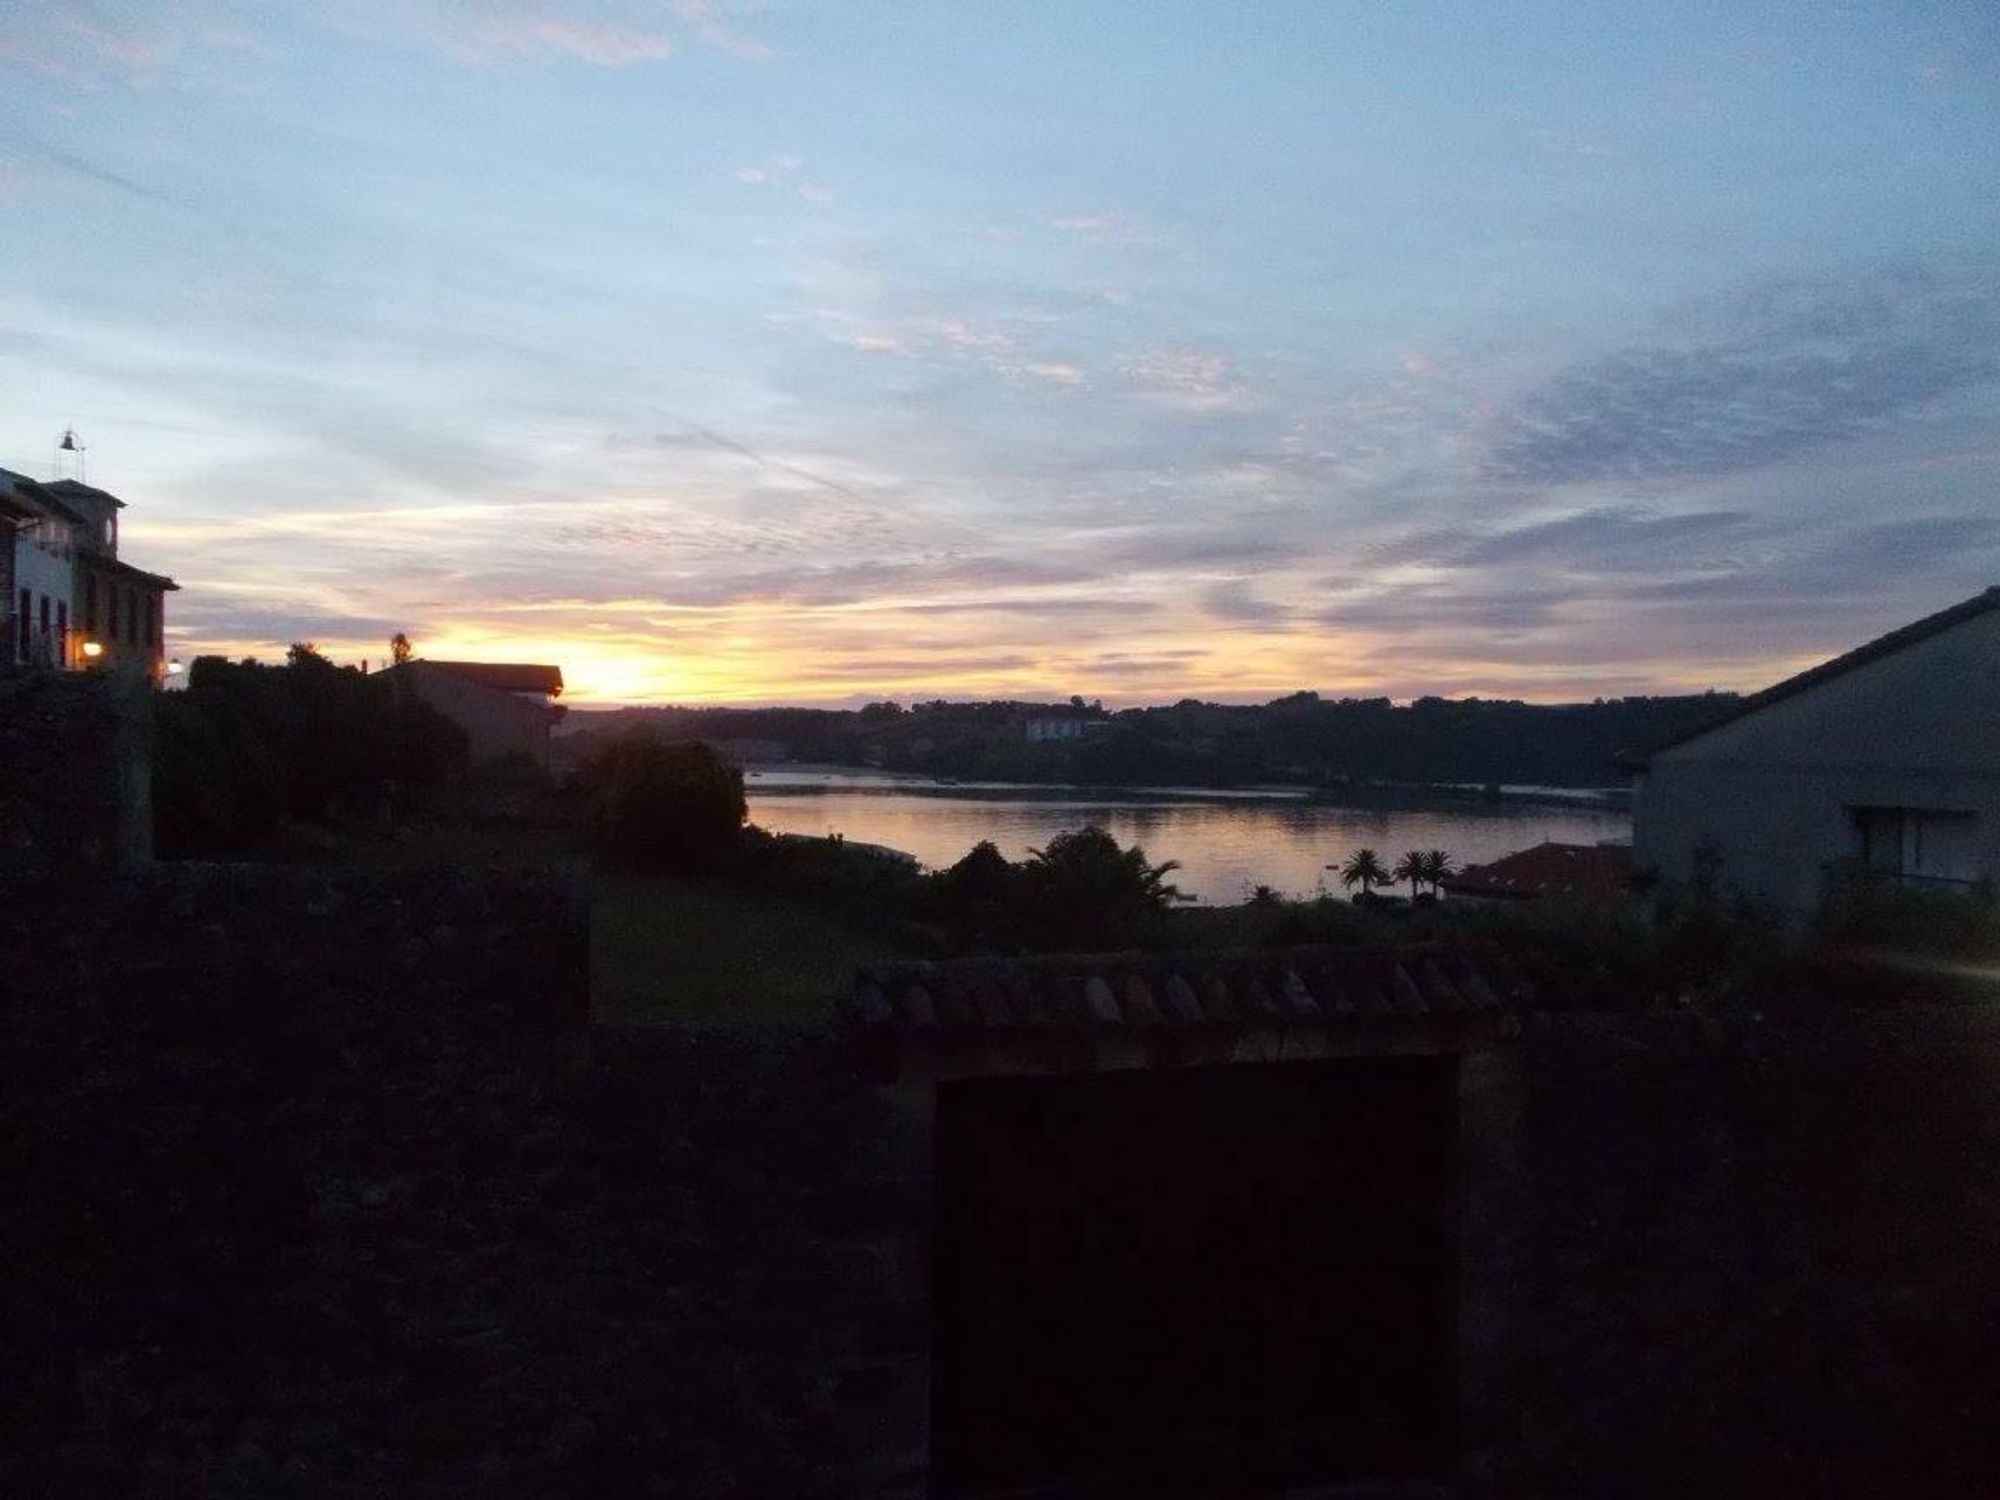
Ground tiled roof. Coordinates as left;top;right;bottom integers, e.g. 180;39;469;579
1624;586;2000;766
1442;840;1631;901
92;555;179;591
848;942;1528;1039
421;661;564;696
44;478;127;509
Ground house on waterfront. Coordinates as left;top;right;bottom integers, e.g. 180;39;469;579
1629;587;2000;911
1024;712;1088;743
2;461;179;683
396;659;566;767
1441;840;1632;903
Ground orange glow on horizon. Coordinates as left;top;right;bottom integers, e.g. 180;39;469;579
170;610;1794;709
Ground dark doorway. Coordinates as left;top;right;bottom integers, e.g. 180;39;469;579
932;1057;1458;1497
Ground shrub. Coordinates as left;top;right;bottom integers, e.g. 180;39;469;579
155;649;467;855
1016;825;1184;951
579;733;746;873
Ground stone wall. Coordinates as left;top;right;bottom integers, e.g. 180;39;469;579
1499;1007;2000;1498
870;1002;2000;1498
0;669;152;881
0;862;936;1498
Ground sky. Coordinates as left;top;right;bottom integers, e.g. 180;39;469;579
2;1;1996;706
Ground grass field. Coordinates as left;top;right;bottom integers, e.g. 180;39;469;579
339;818;898;1025
591;872;897;1025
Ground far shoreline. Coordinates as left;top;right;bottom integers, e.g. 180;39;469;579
737;763;1632;815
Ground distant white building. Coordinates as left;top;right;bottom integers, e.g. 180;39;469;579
1631;588;2000;911
1024;714;1089;743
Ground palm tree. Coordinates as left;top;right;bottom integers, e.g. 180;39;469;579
1418;848;1456;897
1338;847;1389;901
1392;850;1426;901
1022;825;1185;948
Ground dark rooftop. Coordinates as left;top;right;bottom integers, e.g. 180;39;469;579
44;477;127;509
421;661;564;696
1443;840;1632;901
846;943;1528;1079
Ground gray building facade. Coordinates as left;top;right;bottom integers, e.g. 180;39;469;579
1632;589;2000;912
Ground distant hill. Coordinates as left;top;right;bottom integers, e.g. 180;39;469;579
558;691;1740;790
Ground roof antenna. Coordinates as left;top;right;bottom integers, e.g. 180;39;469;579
54;426;86;483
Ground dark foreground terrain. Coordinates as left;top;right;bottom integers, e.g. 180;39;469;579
1;868;924;1498
7;861;2000;1497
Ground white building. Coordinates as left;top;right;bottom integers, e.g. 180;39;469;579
1631;588;2000;912
1024;715;1089;743
2;476;76;668
2;463;178;682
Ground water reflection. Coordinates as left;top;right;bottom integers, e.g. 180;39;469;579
744;774;1631;905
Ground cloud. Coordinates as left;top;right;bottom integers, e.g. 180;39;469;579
1203;580;1293;627
1015;361;1084;387
420;0;769;67
1311;504;2000;693
469;15;675;65
816;307;1091;388
734;152;832;203
0;0;264;87
670;0;770;61
1121;347;1256;412
1368;506;1756;573
1485;263;2000;486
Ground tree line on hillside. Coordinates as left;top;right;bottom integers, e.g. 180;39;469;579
564;690;1740;789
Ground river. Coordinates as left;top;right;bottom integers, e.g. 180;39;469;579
743;768;1631;906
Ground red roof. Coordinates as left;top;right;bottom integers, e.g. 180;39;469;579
422;661;564;696
1442;841;1632;901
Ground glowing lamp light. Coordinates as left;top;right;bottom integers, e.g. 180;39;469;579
166;659;184;675
80;640;104;659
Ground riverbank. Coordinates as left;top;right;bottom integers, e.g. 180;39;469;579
744;771;1632;905
743;764;1629;813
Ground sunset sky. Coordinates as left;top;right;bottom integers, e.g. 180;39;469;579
2;1;1996;705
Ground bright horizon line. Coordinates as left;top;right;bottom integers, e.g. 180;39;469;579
168;637;1774;713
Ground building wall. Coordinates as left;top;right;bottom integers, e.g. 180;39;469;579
12;520;77;667
405;664;557;765
1024;717;1085;743
73;560;170;682
1633;608;2000;909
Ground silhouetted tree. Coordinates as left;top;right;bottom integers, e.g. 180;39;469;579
1418;848;1456;896
1018;825;1183;950
154;650;466;854
938;840;1018;906
1339;847;1389;901
1392;850;1426;900
390;631;413;666
579;731;746;873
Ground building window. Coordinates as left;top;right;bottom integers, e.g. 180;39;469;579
1853;807;1982;888
56;600;67;658
16;587;28;662
85;575;97;634
39;594;49;636
107;587;118;641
